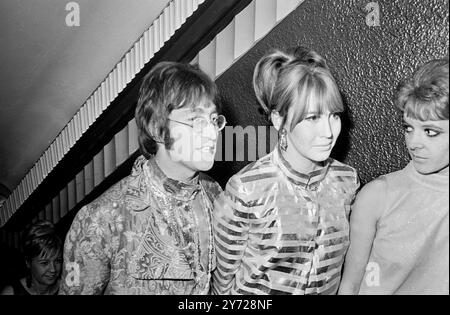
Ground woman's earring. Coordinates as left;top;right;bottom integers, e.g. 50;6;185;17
279;128;288;151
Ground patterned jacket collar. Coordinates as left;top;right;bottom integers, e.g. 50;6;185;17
145;157;201;201
126;155;202;212
272;144;330;190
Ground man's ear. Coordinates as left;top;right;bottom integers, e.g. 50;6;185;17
148;123;166;147
271;111;283;131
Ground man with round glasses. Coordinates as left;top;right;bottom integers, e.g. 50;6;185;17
60;62;225;295
168;111;226;169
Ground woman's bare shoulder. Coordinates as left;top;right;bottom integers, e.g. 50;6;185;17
352;176;388;219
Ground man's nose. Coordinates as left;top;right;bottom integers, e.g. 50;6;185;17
201;123;218;141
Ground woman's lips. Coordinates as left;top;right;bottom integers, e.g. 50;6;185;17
315;143;332;150
44;275;57;281
411;153;427;161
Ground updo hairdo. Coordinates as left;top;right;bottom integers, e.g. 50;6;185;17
288;46;329;68
395;58;448;121
253;46;344;131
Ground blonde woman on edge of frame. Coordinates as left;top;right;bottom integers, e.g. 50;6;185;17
212;46;360;295
339;58;449;295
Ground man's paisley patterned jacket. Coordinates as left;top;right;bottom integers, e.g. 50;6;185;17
59;156;222;295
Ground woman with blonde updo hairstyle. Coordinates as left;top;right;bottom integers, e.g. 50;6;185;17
212;47;360;295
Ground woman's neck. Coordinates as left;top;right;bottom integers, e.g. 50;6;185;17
438;166;449;176
22;277;58;295
281;141;322;174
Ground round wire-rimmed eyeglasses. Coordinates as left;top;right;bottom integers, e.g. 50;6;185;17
169;115;227;133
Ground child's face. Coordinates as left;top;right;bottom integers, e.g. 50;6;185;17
403;114;449;174
29;251;63;287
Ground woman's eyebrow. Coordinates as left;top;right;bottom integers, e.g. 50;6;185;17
422;124;445;130
305;111;320;115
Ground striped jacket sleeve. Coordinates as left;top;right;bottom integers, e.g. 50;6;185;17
212;175;251;295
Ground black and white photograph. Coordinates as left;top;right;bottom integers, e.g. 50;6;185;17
0;0;448;302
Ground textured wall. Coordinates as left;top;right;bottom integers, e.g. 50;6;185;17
208;0;449;187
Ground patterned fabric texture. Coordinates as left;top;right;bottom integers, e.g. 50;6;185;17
212;146;360;295
59;156;222;295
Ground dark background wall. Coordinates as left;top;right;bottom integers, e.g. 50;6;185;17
208;0;449;188
0;244;26;290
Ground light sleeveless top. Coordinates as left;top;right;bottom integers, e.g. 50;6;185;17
359;162;449;295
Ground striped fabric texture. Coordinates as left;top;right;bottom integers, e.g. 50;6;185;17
212;146;359;295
